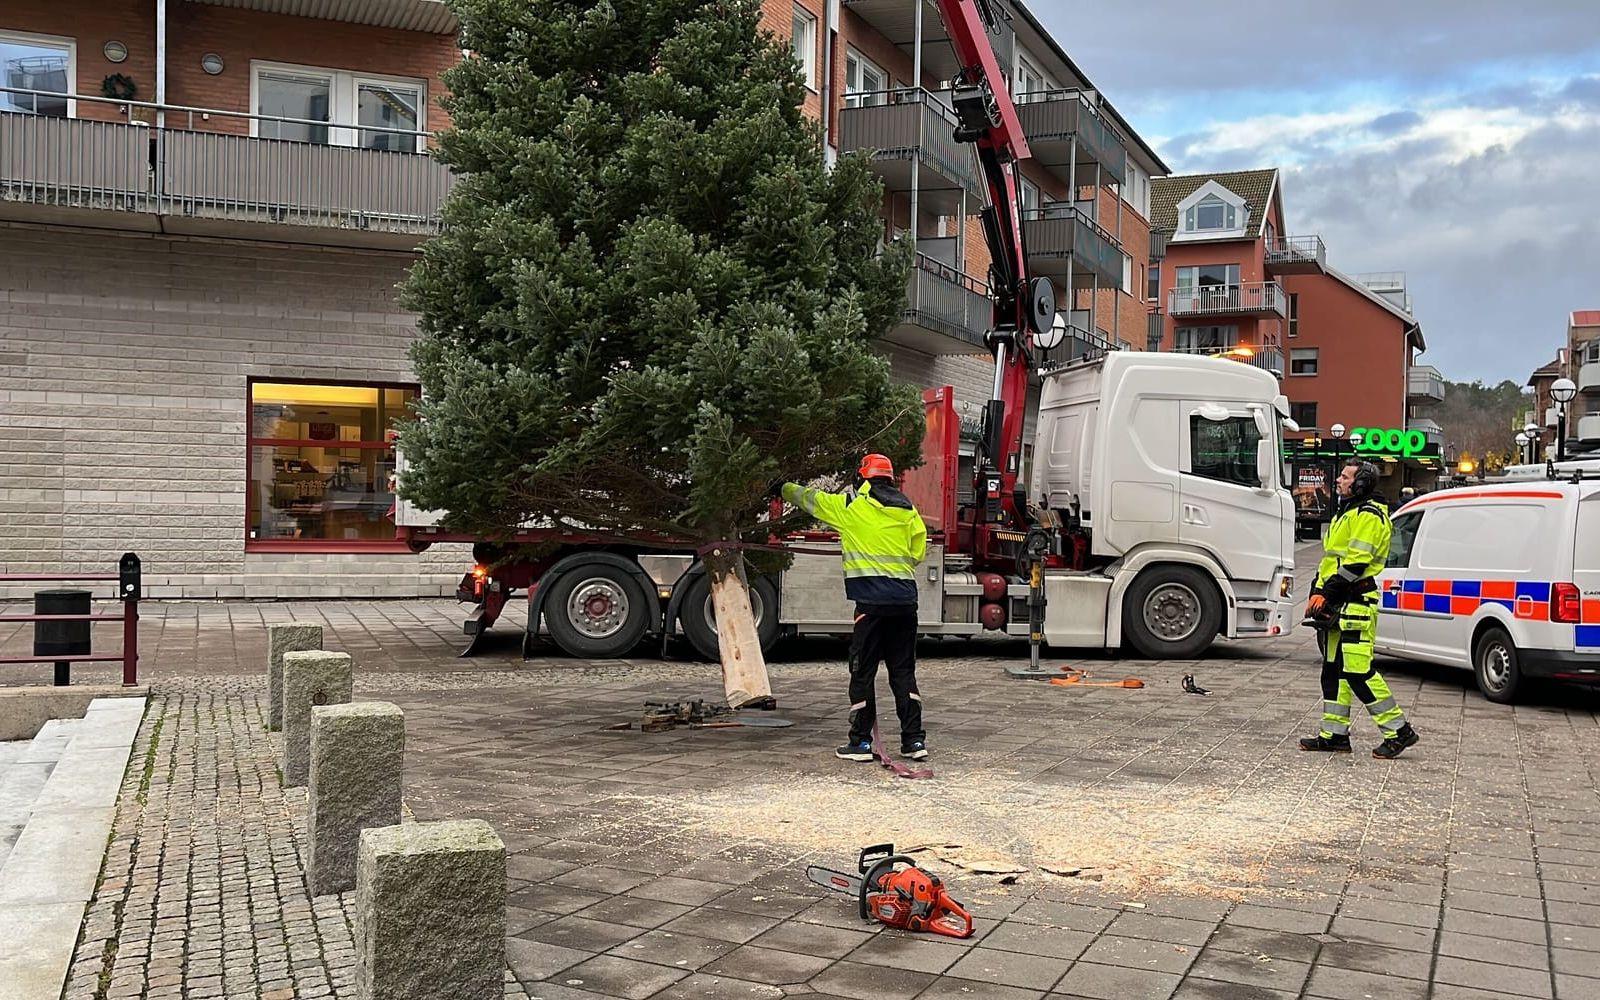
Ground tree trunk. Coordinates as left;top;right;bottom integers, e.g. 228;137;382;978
702;544;773;708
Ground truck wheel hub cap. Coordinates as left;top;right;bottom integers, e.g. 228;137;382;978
570;579;627;638
1145;584;1200;641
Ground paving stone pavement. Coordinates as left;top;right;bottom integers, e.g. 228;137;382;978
4;546;1600;999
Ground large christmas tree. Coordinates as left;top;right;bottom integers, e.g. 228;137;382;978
399;0;924;702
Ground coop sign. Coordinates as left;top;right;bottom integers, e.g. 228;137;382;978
1352;427;1427;458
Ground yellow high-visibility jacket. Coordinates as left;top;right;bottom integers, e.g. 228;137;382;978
782;479;927;608
1315;498;1391;599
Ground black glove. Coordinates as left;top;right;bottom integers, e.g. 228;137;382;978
1320;575;1351;605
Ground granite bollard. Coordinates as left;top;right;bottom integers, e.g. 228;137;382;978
308;702;404;895
267;622;322;731
356;820;506;1000
281;650;353;787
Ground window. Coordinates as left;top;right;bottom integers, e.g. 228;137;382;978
1386;511;1422;569
1289;401;1318;430
1185;193;1238;232
1146;264;1160;302
844;49;886;108
1015;52;1052;97
792;5;818;90
1287;292;1300;338
1175;264;1239;290
1190;414;1261;488
247;381;418;548
1126;162;1151;219
1175;325;1237;352
0;30;74;116
1019;176;1041;215
1121;255;1133;295
253;62;426;151
1290;348;1319;376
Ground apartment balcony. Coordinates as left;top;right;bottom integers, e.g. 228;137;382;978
1167;281;1288;319
887;253;992;355
1172;341;1285;378
1408;417;1443;444
1264;235;1327;275
1148;230;1169;263
842;0;1015;84
1146;310;1165;351
183;0;459;32
1578;414;1600;443
839;89;982;215
1579;361;1600;394
0;91;453;249
1407;365;1446;402
1022;204;1124;288
1013;89;1127;187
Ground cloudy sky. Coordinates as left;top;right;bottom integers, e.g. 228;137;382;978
1039;1;1600;385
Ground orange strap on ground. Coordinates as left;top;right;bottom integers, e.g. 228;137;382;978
1048;668;1145;689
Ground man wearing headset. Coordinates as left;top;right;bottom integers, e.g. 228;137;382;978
1302;460;1420;759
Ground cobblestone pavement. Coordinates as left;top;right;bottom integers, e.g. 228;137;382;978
7;554;1600;999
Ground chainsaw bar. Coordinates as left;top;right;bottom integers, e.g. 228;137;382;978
806;865;863;896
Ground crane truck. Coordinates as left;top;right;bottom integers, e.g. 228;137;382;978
395;0;1298;661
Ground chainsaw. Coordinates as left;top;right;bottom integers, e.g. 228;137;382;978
805;844;974;939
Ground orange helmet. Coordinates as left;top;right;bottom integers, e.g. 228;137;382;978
858;453;895;480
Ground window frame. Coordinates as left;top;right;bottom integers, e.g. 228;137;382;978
1186;412;1263;489
249;60;428;151
1290;347;1320;377
244;376;420;554
791;4;819;91
1014;51;1054;97
1289;401;1318;430
1146;264;1160;302
1287;291;1300;337
844;47;887;107
0;29;77;118
1386;510;1423;570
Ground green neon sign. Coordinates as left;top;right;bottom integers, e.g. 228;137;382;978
1352;427;1427;458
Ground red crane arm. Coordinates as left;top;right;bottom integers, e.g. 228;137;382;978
931;0;1052;536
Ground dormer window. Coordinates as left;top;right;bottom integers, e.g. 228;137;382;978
1189;194;1235;232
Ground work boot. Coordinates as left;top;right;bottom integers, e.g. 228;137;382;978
1372;724;1419;759
1298;733;1352;752
901;741;929;761
835;739;874;762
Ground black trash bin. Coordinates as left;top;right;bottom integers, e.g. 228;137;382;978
35;588;91;686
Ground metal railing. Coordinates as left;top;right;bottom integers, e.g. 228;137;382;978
1407;366;1446;400
1022;203;1126;286
1012;87;1127;185
1148;230;1169;262
1168;281;1288;318
0;554;141;687
1146;310;1165;351
1172;342;1285;377
838;87;981;197
1;87;453;236
1579;361;1600;394
1265;235;1326;270
903;252;991;351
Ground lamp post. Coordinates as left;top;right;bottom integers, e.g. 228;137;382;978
1515;431;1529;466
1552;377;1577;463
1330;423;1346;462
1524;421;1539;464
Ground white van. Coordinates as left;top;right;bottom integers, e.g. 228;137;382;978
1375;480;1600;702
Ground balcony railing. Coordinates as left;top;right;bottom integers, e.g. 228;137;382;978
1012;88;1127;187
1146;310;1165;351
1408;418;1443;443
1148;230;1169;262
839;88;982;211
1264;235;1327;274
0;87;452;245
1579;361;1600;394
1168;281;1288;318
1172;341;1285;378
1022;204;1125;287
1578;414;1600;444
1407;366;1446;401
894;253;992;354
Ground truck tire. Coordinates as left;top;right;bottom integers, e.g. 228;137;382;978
1122;565;1223;659
1473;626;1522;704
679;573;780;662
543;561;652;658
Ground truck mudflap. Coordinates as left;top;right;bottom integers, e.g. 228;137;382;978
456;567;510;657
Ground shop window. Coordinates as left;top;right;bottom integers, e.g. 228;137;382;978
0;30;74;117
247;381;417;549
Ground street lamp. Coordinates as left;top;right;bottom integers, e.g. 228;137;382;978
1515;431;1529;465
1524;421;1539;464
1330;423;1346;461
1552;377;1578;463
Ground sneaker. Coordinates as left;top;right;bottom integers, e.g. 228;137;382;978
901;741;929;761
1298;733;1352;752
1373;724;1419;759
835;740;874;762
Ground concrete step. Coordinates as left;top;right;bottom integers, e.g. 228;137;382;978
0;718;84;871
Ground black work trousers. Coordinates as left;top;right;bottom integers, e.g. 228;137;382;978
847;610;923;746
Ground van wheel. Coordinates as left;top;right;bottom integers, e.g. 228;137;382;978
1122;565;1223;659
544;562;651;658
680;574;780;662
1473;626;1522;704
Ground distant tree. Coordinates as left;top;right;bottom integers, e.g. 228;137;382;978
1435;379;1531;464
396;0;923;705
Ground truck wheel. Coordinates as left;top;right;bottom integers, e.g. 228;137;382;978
1473;626;1522;704
544;563;651;658
1122;565;1222;659
680;574;780;662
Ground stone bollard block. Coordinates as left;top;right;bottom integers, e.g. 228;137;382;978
309;702;405;896
356;820;506;1000
281;650;353;787
267;622;322;732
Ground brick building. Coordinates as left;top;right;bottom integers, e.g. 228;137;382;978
1147;168;1437;496
1568;311;1600;453
1;0;1166;597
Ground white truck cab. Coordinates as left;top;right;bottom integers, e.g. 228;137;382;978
1376;479;1600;701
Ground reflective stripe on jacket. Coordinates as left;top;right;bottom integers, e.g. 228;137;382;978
1315;499;1391;595
782;480;927;607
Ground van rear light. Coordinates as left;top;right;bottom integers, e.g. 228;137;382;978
1553;582;1581;624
